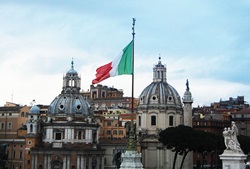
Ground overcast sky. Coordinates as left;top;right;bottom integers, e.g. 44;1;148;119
0;0;250;107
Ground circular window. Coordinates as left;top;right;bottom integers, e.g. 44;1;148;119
59;105;64;110
76;105;81;110
28;140;32;145
169;97;172;101
152;96;156;100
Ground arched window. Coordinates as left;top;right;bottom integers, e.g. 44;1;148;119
92;91;97;99
151;116;156;126
30;124;33;133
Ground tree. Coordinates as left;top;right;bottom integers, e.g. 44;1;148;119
159;125;225;169
112;152;122;169
238;135;250;154
159;125;197;169
0;144;8;169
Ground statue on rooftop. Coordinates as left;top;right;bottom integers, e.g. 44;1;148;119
186;79;189;91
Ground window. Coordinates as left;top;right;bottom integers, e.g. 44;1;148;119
19;151;22;159
113;130;117;135
9;113;12;116
21;112;24;117
102;91;106;98
28;141;32;145
107;122;111;126
169;116;174;126
13;151;16;158
151;116;156;126
30;124;33;132
55;132;62;140
119;130;123;135
77;131;85;140
1;113;4;116
78;131;81;140
138;116;141;126
8;122;12;129
1;123;4;129
107;130;111;135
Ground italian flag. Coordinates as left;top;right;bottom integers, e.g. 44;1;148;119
92;40;133;84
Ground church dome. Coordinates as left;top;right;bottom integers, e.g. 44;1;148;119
47;61;91;115
138;58;182;109
30;105;40;114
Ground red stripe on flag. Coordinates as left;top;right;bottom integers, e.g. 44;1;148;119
92;62;112;84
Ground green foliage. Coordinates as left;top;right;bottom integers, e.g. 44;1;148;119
112;152;122;168
158;125;225;169
0;144;8;169
238;135;250;154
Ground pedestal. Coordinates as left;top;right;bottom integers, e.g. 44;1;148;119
219;150;247;169
120;150;143;169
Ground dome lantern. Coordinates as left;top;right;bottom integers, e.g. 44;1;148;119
47;61;91;116
153;57;167;83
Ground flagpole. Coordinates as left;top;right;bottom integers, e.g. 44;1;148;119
127;18;136;151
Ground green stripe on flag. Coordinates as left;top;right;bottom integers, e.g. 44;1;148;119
118;40;133;75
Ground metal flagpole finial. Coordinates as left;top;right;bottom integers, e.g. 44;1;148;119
132;18;136;37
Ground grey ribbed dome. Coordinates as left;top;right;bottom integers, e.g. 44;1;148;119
138;82;182;109
47;61;91;116
48;94;91;115
30;105;40;114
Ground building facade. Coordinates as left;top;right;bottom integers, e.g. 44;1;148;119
0;103;29;169
136;58;193;169
23;61;105;169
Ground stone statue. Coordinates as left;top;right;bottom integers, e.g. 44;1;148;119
186;79;189;91
223;121;242;152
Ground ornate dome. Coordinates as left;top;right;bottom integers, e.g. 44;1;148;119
47;61;91;115
30;105;40;114
138;57;182;109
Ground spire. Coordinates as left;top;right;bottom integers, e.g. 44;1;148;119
158;54;161;64
71;59;74;70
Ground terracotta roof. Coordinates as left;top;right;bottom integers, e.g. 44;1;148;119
235;109;250;114
99;137;128;145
